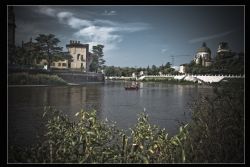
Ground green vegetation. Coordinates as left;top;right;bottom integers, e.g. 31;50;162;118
89;45;106;73
104;62;178;77
8;80;244;163
8;72;67;85
35;34;66;69
185;79;244;163
9;34;73;69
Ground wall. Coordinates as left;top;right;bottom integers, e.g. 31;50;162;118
68;47;87;70
179;66;186;73
51;60;68;69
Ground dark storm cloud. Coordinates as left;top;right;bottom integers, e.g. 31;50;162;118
14;6;68;45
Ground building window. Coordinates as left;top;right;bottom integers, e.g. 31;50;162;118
62;63;66;67
81;55;84;61
58;63;61;66
77;54;80;60
52;63;55;66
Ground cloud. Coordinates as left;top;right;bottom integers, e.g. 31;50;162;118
36;6;57;17
174;54;191;57
161;48;168;53
102;10;117;16
36;7;149;51
116;23;150;32
189;30;235;44
57;12;92;29
74;26;123;51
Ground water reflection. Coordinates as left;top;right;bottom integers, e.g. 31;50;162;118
8;82;213;147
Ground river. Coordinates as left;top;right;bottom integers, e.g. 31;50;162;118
8;81;214;147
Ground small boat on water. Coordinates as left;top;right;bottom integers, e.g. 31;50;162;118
124;84;139;90
125;86;139;90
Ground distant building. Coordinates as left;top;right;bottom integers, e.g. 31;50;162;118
194;42;212;67
179;64;188;74
216;42;232;59
66;40;93;72
139;71;144;76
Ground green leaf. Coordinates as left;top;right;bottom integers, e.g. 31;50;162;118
42;111;47;118
182;149;186;163
179;126;183;133
87;131;95;135
137;154;149;163
171;139;178;146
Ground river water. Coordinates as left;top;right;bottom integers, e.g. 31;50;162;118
8;81;214;147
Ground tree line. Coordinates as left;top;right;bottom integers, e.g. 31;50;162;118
103;62;178;77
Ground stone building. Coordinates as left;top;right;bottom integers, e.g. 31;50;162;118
179;64;188;74
194;42;212;67
66;40;93;72
37;40;94;71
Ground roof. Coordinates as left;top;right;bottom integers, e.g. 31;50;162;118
180;64;188;66
197;42;211;53
66;43;89;48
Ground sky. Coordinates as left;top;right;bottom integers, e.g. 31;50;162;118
12;5;244;68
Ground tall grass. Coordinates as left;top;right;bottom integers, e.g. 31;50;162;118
8;72;67;85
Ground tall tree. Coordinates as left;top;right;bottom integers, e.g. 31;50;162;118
35;34;63;69
13;39;40;66
90;45;105;72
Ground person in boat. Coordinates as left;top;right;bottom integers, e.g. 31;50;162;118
132;83;139;88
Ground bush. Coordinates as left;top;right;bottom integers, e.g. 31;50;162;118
184;80;244;163
8;72;67;85
9;107;190;163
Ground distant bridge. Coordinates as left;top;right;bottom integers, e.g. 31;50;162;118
105;76;136;80
105;74;244;83
138;74;244;83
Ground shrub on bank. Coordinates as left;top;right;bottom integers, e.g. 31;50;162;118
8;72;67;85
184;80;244;163
8;80;244;163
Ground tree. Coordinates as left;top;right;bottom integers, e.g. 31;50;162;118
13;40;40;66
151;65;158;75
35;34;63;70
164;62;171;68
90;45;105;72
13;46;26;65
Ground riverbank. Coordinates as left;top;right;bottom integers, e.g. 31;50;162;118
8;72;67;85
